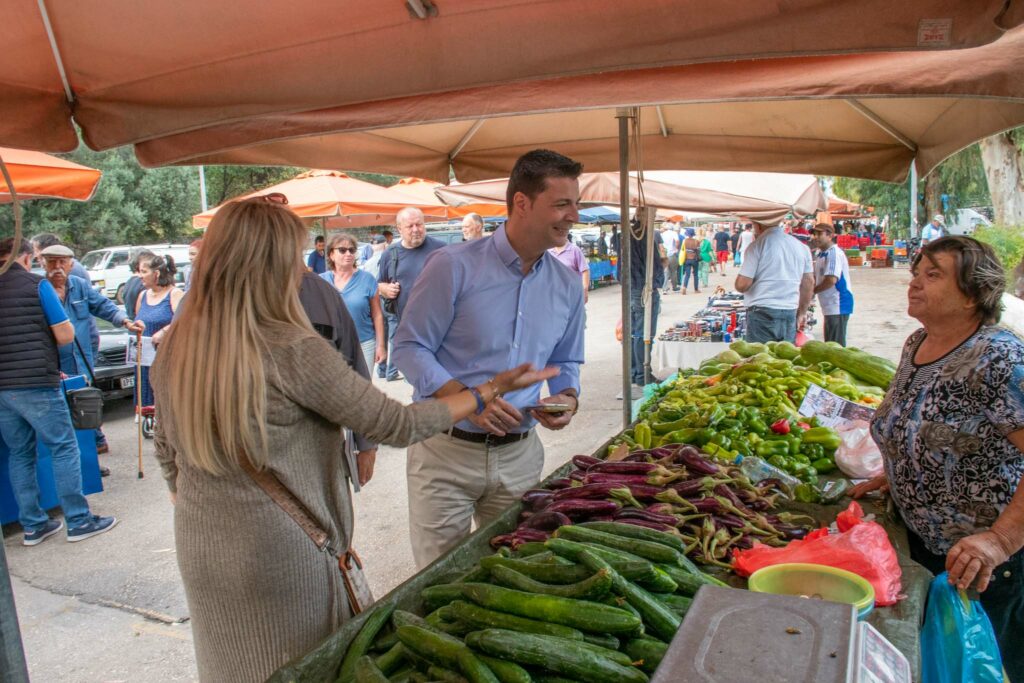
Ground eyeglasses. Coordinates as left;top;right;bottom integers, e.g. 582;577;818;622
257;192;289;205
331;247;357;254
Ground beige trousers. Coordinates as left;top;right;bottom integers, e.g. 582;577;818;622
407;430;544;569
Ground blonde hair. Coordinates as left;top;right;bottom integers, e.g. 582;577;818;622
159;199;313;475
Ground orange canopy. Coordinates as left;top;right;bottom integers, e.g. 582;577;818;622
0;146;101;202
389;178;506;220
191;170;447;229
3;1;1019;155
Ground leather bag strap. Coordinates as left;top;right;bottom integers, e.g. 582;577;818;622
240;459;336;556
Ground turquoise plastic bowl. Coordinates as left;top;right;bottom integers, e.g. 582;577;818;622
748;563;876;619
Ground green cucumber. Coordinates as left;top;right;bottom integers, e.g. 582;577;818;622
555;526;684;566
547;539;674;592
373;643;408;676
422;584;466;611
581;633;620;651
354;655;389;682
623;638;668;674
339;604;397;681
465;629;648;683
488;564;612;600
573;549;681;643
395;625;499;683
385;664;415;682
578;521;686;553
479;556;592;584
652;593;693;616
428;665;469;683
457;583;641;635
514;542;549;557
456;565;491;583
602;595;642;620
370;630;398;652
447;600;584;641
655;563;728;596
476;655;533;683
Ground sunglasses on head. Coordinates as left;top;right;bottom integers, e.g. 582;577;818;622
257;192;289;205
332;247;357;254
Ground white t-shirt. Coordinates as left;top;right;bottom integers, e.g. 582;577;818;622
661;229;680;256
738;229;755;255
738;227;813;310
814;244;854;316
921;223;944;242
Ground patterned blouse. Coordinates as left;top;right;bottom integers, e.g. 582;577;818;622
871;325;1024;555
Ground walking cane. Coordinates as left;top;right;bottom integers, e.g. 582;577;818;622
135;331;144;479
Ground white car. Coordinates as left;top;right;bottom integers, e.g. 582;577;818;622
80;243;191;302
945;208;992;236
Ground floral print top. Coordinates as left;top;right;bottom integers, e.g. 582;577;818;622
871;326;1024;555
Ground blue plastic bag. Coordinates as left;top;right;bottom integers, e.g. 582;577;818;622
921;572;1004;683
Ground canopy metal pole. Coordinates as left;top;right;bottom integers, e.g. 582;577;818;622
0;543;29;683
198;166;208;212
642;207;655;385
908;160;918;237
616;108;632;428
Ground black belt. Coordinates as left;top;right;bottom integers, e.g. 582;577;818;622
448;426;531;447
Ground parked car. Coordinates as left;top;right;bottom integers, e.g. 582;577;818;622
91;319;136;401
81;243;191;302
945;208;992;236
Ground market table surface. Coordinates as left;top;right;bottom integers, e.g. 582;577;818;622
653;340;731;380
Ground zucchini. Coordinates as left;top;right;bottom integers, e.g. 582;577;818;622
395;625;499;683
488;565;612;600
446;600;584;641
547;539;675;592
479;556;591;584
465;629;648;683
555;526;685;566
578;521;687;554
339;604;397;681
457;583;642;635
623;639;668;674
655;563;728;596
574;549;681;643
799;340;894;388
581;633;620;651
652;593;693;616
374;643;408;676
476;655;533;683
422;584;466;611
354;655;390;683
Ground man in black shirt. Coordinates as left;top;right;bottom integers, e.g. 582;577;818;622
713;227;732;276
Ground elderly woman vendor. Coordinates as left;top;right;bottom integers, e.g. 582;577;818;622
853;236;1024;680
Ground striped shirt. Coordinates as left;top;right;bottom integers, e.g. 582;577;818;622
815;244;854;316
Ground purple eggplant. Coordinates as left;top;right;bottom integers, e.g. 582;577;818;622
646;503;675;516
615;508;679;526
675;447;720;475
714;514;746;530
569;469;587;482
552;482;624;501
714;484;752;514
490;533;516;549
521;510;572;532
624;452;655;462
673;477;715;498
584;472;653;486
545;478;573;490
589;515;616;522
544;499;620;519
625;484;669;500
588;461;661;475
571;454;602;470
521;489;554;511
616;518;675;532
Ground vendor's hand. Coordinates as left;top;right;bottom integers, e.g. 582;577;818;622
356;449;376;487
124;320;145;334
468;397;524;437
531;393;577;431
850;474;889;498
374;344;386;364
379;282;400;299
946;530;1014;592
797;309;809;332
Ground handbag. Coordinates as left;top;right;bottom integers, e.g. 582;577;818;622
380;246;400;316
63;336;104;430
241;459;375;614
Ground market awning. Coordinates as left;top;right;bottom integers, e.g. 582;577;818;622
4;1;1020;155
389;178;506;220
130;26;1024;184
191;170;447;229
438;171;826;225
0;146;101;202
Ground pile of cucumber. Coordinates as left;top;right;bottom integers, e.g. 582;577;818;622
338;522;727;683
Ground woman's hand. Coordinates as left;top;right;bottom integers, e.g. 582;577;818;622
492;364;560;396
356;449;376;486
850;474;889;498
374;345;386;364
946;530;1014;592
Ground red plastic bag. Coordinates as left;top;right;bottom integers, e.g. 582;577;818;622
732;502;903;606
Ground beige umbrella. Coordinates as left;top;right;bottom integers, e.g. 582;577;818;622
2;0;1019;154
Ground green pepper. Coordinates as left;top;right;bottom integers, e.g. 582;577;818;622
663;428;715;446
802;427;842;450
811;458;837;474
768;454;790;470
746;432;764;446
756;440;790;458
792;453;811;465
651;415;696;435
709;433;732;450
746;417;768;436
793;483;821;503
635;422;652;450
800;443;826;460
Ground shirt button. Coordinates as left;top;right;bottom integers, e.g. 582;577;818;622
514;343;519;348
1004;570;1012;579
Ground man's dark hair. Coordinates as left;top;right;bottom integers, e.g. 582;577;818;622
30;232;62;250
382;230;393;238
130;249;155;273
1;237;33;259
506;149;583;213
314;235;325;244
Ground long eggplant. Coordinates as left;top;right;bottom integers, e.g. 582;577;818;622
552;482;627;501
520;511;572;532
571;454;602;470
614;508;678;526
587;461;661;475
615;518;675;532
546;478;573;490
521;489;555;511
544;499;621;519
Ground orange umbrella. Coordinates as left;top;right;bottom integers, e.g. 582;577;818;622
389;177;506;219
0;146;101;202
192;169;447;229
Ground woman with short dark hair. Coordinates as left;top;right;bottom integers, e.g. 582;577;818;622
135;254;184;407
321;232;384;372
853;235;1024;680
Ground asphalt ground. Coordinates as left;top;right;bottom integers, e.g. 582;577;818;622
3;263;920;682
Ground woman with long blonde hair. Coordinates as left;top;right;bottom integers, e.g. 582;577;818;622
152;197;554;682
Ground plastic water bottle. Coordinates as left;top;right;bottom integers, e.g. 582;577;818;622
734;455;802;488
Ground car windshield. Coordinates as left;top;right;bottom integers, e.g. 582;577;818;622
80;251;107;269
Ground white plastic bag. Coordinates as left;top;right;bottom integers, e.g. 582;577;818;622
835;419;884;479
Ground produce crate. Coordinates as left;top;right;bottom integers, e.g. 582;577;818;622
848;256;864;266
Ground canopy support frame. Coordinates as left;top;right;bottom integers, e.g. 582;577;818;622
617;107;634;428
449;120;485;161
36;0;75;104
844;99;918;152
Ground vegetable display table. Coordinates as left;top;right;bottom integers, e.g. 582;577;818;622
653;341;731;380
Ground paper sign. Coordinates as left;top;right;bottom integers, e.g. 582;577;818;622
125;336;157;367
798;383;875;427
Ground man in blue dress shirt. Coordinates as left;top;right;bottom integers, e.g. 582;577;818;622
393;149;586;568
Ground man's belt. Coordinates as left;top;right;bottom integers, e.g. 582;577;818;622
448;426;531;447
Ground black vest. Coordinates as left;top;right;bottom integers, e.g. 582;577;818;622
0;263;61;389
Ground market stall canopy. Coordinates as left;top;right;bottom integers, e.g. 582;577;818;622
191;170;446;229
133;26;1024;184
389;177;506;219
3;1;1020;154
0;146;101;202
438;171;826;225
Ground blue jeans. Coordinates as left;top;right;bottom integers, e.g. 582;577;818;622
630;291;661;386
681;260;700;291
380;311;400;379
0;387;91;531
745;306;797;343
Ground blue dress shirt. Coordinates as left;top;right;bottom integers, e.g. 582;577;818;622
392;226;585;433
59;274;128;375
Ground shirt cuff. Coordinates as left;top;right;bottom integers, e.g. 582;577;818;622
547;366;581;398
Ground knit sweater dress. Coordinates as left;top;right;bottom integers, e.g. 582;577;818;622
152;327;452;682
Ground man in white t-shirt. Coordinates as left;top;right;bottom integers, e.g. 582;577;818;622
734;220;814;343
810;223;855;346
921;214;945;244
737;224;756;262
660;222;681;293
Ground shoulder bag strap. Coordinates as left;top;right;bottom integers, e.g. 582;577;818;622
240;459;336;556
73;335;98;384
